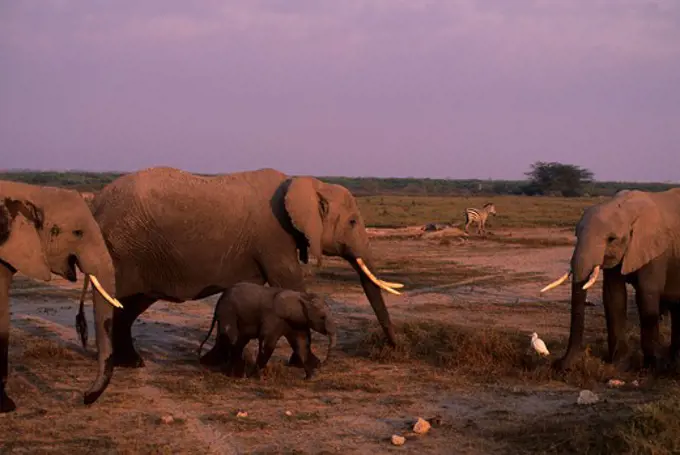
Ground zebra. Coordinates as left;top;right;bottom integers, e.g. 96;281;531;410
463;203;497;234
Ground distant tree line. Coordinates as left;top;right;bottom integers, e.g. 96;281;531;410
0;162;676;197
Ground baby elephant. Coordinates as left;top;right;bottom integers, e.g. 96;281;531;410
198;282;337;379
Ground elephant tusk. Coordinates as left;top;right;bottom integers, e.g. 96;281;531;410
540;271;571;293
378;279;405;289
356;258;402;295
582;265;601;290
88;274;124;309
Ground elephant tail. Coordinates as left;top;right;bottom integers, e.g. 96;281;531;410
197;305;219;358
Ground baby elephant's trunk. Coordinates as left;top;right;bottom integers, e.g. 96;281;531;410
326;332;337;363
325;319;337;363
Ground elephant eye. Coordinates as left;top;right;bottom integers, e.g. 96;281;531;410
73;229;84;238
50;225;61;236
607;235;617;243
349;219;357;227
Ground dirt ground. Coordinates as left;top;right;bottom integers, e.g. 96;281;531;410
0;227;674;454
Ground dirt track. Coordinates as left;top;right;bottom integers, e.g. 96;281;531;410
0;227;666;454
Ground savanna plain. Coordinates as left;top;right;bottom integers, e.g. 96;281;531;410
2;195;679;454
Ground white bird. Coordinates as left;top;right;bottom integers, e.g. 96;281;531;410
530;332;550;356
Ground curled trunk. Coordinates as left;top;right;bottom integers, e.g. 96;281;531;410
74;235;117;405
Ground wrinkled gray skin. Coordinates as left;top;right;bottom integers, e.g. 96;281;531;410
0;182;117;413
76;166;396;378
198;282;337;380
550;188;680;372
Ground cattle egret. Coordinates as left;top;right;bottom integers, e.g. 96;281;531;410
530;332;550;356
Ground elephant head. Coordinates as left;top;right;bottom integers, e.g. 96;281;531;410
282;177;402;346
276;290;337;362
540;190;673;367
542;190;669;291
0;181;122;408
0;183;120;295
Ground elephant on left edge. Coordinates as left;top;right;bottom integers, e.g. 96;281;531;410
0;181;123;413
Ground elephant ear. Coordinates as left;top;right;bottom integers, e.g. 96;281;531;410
621;201;669;275
0;198;52;282
273;290;306;322
284;177;327;267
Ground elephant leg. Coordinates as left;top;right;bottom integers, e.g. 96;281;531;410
0;265;16;413
251;337;277;379
229;339;249;378
112;295;156;368
297;332;316;380
200;292;231;367
636;290;661;370
200;332;231;367
260;264;321;369
602;268;628;365
669;303;680;367
285;330;320;369
634;262;666;371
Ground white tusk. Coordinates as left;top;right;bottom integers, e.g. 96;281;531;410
356;258;402;295
378;279;405;289
540;271;571;293
582;265;601;290
88;274;124;309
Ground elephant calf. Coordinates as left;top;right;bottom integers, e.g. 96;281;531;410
198;282;337;380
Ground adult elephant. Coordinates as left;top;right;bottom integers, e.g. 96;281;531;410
0;182;122;413
541;188;680;371
76;167;403;372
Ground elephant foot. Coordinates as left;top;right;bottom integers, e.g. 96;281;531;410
0;390;17;413
200;344;227;367
551;356;574;372
642;354;664;373
303;368;316;380
112;348;145;368
199;352;223;367
287;352;321;369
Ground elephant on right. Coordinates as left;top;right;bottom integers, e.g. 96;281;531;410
541;188;680;371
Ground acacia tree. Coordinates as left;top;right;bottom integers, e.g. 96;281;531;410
524;161;594;197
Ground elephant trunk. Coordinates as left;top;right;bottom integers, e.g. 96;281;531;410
324;319;337;363
326;331;337;363
74;234;118;405
348;255;397;347
556;278;589;370
554;240;602;370
571;236;605;284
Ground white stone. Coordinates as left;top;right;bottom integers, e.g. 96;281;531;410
577;390;599;405
391;434;406;446
413;417;431;434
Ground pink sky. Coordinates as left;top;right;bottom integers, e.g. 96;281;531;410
1;0;679;181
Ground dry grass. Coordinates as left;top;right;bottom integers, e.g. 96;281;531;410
496;387;680;455
358;195;599;228
352;321;627;390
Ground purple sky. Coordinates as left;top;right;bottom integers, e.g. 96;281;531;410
1;1;679;181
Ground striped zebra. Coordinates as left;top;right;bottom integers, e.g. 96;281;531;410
463;203;496;234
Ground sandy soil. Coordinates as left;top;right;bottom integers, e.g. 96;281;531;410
0;227;663;454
